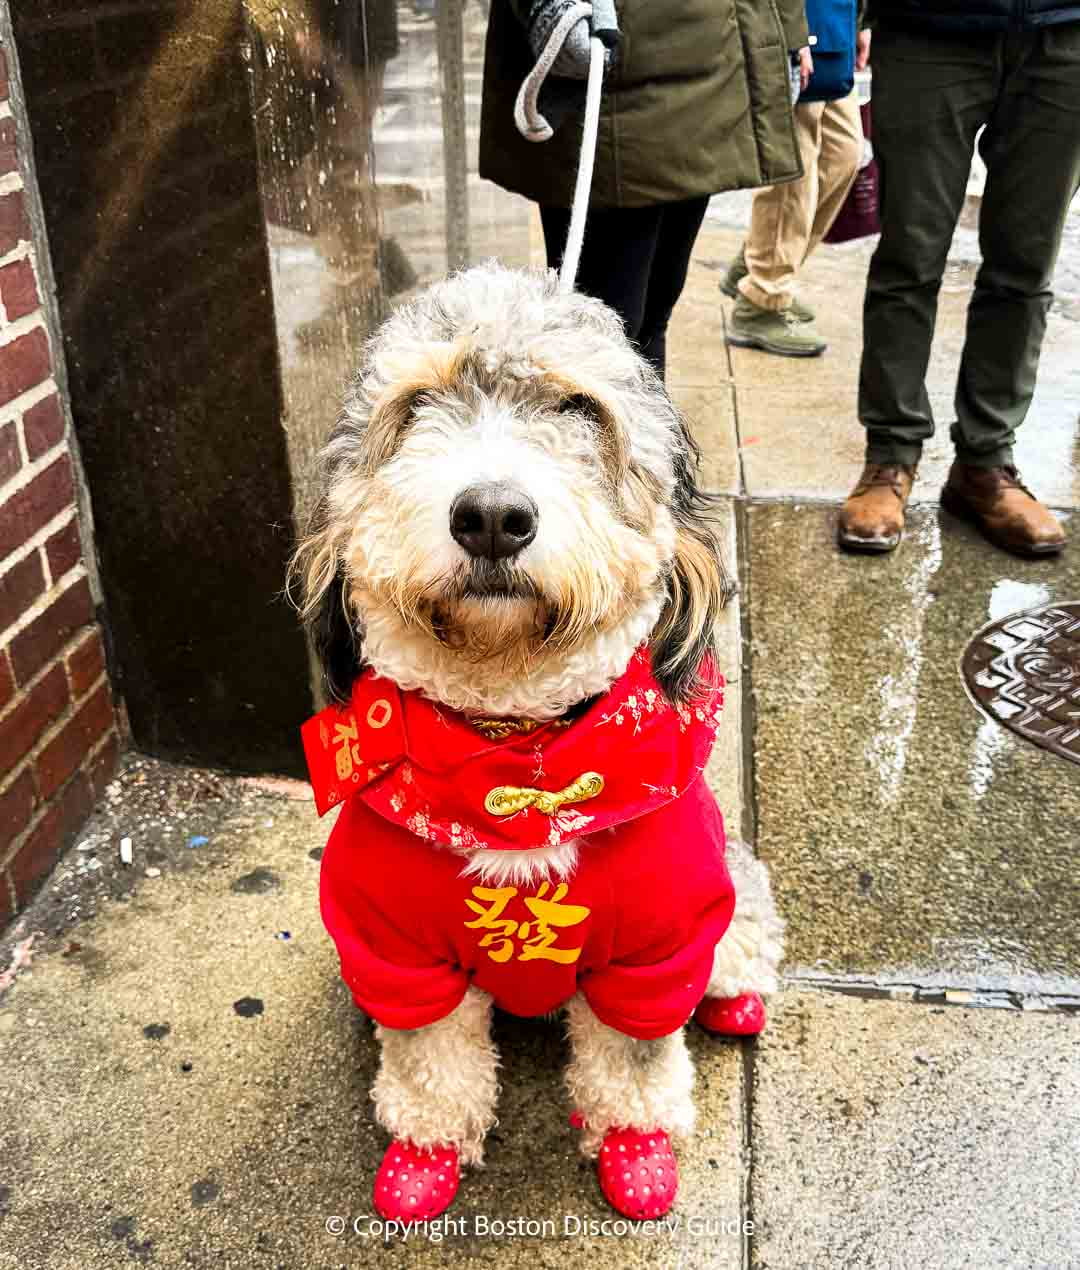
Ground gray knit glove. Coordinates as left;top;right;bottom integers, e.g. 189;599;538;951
511;0;620;76
510;0;620;134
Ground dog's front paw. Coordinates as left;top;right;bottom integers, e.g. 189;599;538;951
596;1127;678;1219
373;1140;460;1220
695;991;766;1036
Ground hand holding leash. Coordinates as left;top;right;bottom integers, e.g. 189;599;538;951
513;0;619;144
512;0;617;294
514;0;619;78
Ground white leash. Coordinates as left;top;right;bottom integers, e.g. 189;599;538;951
559;36;604;295
513;5;606;295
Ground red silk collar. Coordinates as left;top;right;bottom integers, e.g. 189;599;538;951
301;647;724;851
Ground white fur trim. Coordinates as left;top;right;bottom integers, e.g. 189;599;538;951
563;994;695;1157
461;839;580;888
372;987;499;1167
705;840;785;1000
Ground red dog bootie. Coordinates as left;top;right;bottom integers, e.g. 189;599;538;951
596;1126;679;1218
695;991;766;1036
373;1140;460;1220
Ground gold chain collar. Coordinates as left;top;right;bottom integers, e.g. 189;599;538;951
469;715;572;741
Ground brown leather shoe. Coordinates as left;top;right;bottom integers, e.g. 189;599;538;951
837;462;917;553
940;463;1066;557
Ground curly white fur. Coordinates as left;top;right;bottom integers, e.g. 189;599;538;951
706;840;786;1000
564;994;696;1157
372;987;499;1167
337;263;679;492
363;591;663;720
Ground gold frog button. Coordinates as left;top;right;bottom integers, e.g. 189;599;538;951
484;772;604;817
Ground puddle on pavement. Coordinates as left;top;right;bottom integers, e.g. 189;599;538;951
750;503;1080;996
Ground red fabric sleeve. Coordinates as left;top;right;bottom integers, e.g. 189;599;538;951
319;803;469;1030
582;924;729;1039
581;781;735;1040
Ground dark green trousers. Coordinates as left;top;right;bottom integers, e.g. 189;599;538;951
859;24;1080;469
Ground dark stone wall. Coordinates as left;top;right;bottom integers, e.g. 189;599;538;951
11;0;312;773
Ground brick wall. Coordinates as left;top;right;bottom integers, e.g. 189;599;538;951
0;41;120;928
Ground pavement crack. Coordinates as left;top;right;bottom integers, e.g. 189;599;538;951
782;972;1080;1014
732;496;760;854
729;417;760;1270
739;1037;756;1270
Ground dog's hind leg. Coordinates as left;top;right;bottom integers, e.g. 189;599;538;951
370;986;498;1220
697;839;785;1036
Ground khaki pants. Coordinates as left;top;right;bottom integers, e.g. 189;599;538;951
740;91;863;311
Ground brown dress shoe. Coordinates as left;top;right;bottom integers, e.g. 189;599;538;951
941;463;1066;557
837;462;917;553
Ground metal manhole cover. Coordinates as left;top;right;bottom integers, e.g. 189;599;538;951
961;601;1080;766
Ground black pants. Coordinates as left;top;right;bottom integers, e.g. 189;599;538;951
540;197;710;379
859;25;1080;468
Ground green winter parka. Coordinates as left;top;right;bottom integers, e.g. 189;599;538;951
479;0;810;209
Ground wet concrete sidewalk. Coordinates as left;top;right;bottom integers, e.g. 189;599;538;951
2;205;1079;1269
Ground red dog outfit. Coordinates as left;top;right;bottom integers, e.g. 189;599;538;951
305;648;734;1040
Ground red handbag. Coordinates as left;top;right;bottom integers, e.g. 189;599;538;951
824;99;881;243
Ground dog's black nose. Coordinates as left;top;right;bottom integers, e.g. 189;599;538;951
450;483;538;561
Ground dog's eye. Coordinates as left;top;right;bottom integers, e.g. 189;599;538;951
557;392;626;480
558;393;602;421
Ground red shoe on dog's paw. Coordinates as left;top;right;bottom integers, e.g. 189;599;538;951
597;1126;678;1219
373;1140;460;1221
695;991;766;1036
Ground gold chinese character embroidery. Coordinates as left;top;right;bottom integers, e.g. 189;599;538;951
332;715;361;781
464;882;590;964
463;885;519;963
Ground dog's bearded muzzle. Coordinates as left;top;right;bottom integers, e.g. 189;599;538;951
456;559;540;602
369;477;594;663
424;561;561;662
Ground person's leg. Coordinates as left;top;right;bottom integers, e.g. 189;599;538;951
539;203;661;353
840;29;996;551
803;90;862;259
857;28;994;469
950;27;1080;469
938;26;1078;556
725;105;829;355
740;103;824;311
635;196;710;377
539;204;573;273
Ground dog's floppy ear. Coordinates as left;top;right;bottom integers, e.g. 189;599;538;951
650;417;735;704
287;498;364;705
311;566;363;704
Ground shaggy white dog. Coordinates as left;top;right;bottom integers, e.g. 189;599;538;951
291;262;782;1220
